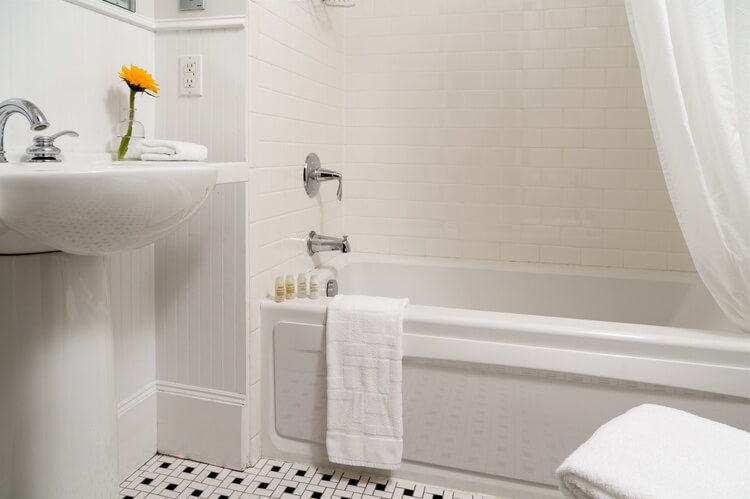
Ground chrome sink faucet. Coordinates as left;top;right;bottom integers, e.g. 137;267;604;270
0;99;50;163
307;231;351;255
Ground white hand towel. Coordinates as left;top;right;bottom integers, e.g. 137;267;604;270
138;139;208;161
326;294;409;470
556;404;750;499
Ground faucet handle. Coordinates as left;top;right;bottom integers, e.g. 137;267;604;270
313;168;343;201
303;152;343;201
27;130;79;162
45;130;79;142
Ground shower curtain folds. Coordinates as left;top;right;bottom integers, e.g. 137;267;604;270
625;0;750;332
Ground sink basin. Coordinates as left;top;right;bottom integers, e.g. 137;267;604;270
0;160;217;255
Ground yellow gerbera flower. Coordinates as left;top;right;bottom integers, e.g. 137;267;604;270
119;64;160;95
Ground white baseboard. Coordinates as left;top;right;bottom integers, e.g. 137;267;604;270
118;383;158;481
156;381;249;470
117;381;249;475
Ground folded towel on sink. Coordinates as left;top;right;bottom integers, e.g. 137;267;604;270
556;404;750;499
325;294;409;470
138;139;207;161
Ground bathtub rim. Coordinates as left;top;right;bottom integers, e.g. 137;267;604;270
269;254;749;399
314;251;745;338
262;297;749;398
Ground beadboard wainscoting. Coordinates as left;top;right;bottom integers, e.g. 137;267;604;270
154;182;250;468
112;180;251;478
155;183;247;395
107;246;158;480
109;247;156;403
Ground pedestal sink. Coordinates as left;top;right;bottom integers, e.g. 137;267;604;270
0;160;218;499
0;160;217;255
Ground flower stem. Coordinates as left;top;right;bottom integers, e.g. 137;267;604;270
117;89;136;160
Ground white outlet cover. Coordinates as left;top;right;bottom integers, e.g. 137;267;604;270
179;55;203;97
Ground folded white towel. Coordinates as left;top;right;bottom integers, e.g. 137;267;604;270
138;139;208;161
556;404;750;499
326;294;409;470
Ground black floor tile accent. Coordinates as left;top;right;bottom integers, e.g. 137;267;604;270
120;455;492;499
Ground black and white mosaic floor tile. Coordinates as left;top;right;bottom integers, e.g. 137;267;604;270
121;455;494;499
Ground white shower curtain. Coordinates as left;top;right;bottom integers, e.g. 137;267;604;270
625;0;750;332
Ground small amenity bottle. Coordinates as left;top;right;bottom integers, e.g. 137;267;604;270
274;277;285;303
285;274;295;300
297;273;307;299
309;274;319;300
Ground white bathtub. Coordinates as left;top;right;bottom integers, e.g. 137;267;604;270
261;254;750;498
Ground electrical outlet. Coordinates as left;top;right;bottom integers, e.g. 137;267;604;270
179;55;202;96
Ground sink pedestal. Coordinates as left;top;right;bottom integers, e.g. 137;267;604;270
0;253;118;499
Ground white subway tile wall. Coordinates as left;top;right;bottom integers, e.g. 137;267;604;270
248;0;347;314
247;0;347;458
342;0;692;271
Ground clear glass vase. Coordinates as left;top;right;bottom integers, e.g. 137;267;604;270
115;107;145;161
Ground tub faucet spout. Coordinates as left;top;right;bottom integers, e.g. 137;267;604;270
0;99;50;163
307;231;351;255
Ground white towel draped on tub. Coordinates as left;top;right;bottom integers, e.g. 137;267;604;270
326;294;409;470
138;139;208;161
556;404;750;499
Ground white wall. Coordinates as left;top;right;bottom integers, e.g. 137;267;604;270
342;0;692;272
2;0;252;475
247;0;347;461
154;27;247;162
153;24;248;398
152;16;250;470
0;0;159;481
108;247;157;480
0;0;155;156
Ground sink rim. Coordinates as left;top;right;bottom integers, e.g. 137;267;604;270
0;159;217;174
